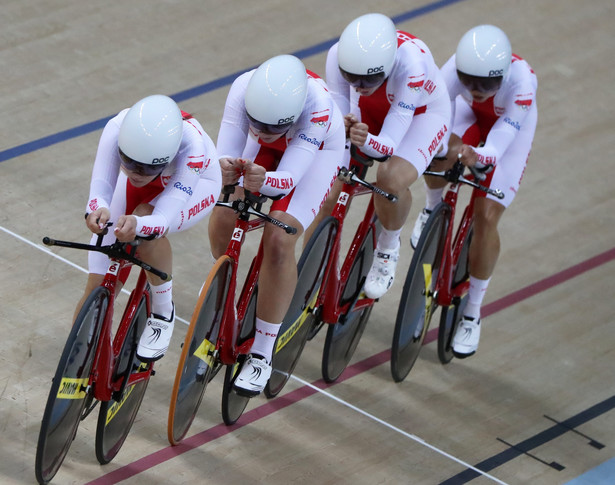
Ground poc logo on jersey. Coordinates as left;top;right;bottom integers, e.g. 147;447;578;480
488;69;504;77
367;66;384;74
152;156;169;165
278;116;295;125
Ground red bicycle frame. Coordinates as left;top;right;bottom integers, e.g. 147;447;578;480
216;214;266;365
90;256;153;402
318;163;379;325
432;176;478;307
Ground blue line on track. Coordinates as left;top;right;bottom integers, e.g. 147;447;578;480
0;0;467;164
440;395;615;484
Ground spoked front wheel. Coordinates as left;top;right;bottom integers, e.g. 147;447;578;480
266;216;338;398
391;203;449;382
322;223;376;383
35;287;108;485
167;256;231;445
95;292;151;464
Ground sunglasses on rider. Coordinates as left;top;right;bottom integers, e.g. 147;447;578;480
246;113;294;135
457;70;503;94
118;149;168;176
339;68;386;89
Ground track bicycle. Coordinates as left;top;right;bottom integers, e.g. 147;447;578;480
264;146;398;393
390;160;504;382
35;225;169;484
167;187;297;444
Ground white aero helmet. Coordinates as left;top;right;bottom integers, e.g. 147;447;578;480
244;54;308;133
337;13;397;79
118;94;183;166
455;25;512;78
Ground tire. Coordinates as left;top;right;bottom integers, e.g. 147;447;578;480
167;257;231;445
438;227;472;364
322;305;373;383
390;203;449;382
221;360;251;425
95;292;150;464
35;287;108;484
221;288;257;425
265;216;338;398
437;294;469;364
321;223;376;383
453;226;473;287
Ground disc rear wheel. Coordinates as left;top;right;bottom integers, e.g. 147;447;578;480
266;216;337;397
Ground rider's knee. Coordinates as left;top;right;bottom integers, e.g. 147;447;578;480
263;228;296;265
377;157;418;191
473;199;504;230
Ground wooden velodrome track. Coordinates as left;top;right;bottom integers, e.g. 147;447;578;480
1;0;614;483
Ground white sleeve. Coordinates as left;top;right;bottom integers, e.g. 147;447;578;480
473;122;516;167
361;51;429;157
258;143;314;198
474;79;536;167
134;120;218;237
441;55;460;131
359;68;425;159
325;43;351;116
258;86;336;198
217;73;251;159
86;115;122;214
361;108;414;158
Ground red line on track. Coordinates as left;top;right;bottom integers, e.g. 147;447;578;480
85;247;615;484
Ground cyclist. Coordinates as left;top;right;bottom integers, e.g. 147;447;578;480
78;94;222;362
411;25;538;358
324;13;451;300
209;54;345;395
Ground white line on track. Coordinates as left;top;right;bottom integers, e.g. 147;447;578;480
291;375;510;484
0;224;190;325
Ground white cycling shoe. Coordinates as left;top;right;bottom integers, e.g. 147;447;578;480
452;316;481;358
233;355;272;397
137;305;175;362
364;244;400;299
